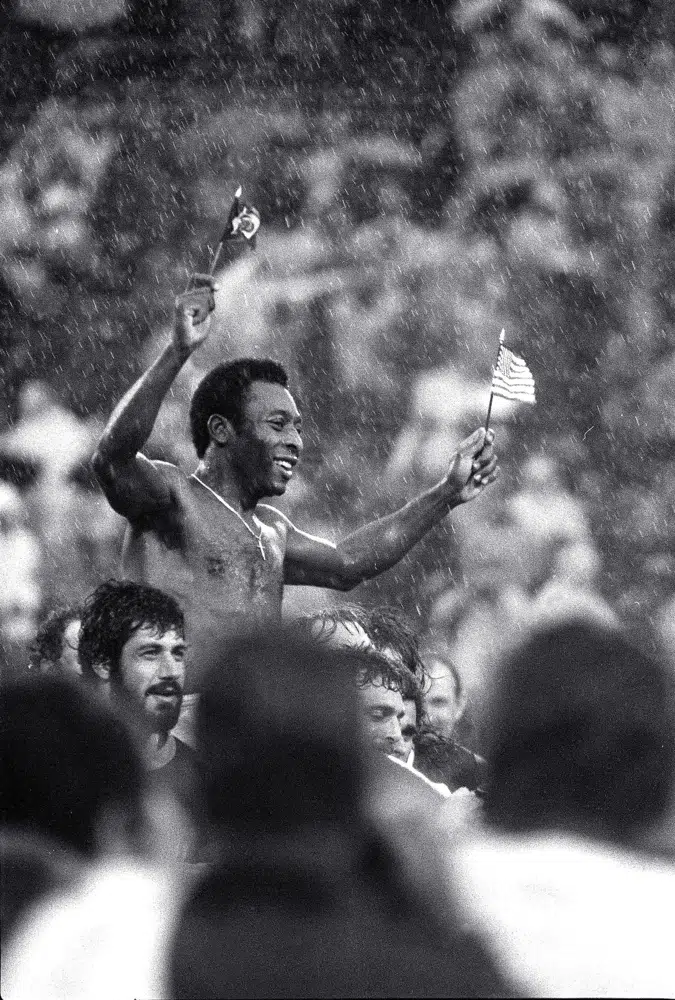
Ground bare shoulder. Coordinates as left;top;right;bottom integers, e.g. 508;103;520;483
256;503;293;532
129;459;189;522
146;459;188;492
257;504;337;551
148;459;182;477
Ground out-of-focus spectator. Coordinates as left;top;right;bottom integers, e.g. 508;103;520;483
421;642;466;738
28;606;82;675
451;620;675;998
0;382;118;615
0;482;42;678
170;626;510;999
505;454;591;590
507;455;589;542
1;675;147;858
428;581;531;754
79;580;204;861
1;673;194;1000
528;538;619;632
42;458;126;609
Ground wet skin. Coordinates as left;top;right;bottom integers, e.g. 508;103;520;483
358;680;408;761
122;383;306;692
117;624;186;732
95;278;498;694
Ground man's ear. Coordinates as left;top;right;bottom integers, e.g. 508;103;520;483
91;660;111;682
207;413;236;447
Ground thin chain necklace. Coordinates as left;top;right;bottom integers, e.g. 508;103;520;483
190;474;266;560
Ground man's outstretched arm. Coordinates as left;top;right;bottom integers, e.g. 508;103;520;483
280;428;498;589
92;277;216;520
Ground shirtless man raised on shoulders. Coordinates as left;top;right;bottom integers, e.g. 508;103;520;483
93;274;498;701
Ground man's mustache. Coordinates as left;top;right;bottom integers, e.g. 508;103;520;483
146;680;183;697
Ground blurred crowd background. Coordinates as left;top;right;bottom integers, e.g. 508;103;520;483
3;0;675;706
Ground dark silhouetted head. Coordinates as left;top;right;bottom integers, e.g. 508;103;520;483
1;675;145;856
198;626;362;833
483;621;675;842
172;629;510;1000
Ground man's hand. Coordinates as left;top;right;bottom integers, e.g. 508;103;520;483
173;274;218;357
444;428;498;505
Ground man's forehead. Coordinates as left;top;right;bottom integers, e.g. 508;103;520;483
245;380;300;416
358;680;404;707
126;623;184;645
427;664;456;690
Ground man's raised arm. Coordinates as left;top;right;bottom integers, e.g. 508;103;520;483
282;428;498;590
92;276;217;520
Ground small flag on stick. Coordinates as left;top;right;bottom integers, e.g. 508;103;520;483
186;185;261;292
485;330;536;431
208;185;261;275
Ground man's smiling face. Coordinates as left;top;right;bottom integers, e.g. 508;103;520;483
119;624;186;734
232;381;303;499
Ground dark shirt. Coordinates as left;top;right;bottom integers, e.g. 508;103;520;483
150;738;203;813
148;737;208;862
414;733;487;794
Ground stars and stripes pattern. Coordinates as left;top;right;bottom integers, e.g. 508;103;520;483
491;342;536;404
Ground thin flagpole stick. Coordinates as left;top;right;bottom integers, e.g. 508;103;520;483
485;329;506;433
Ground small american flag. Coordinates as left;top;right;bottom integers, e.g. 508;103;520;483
491;337;536;405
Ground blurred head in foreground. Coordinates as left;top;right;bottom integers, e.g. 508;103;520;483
29;606;82;676
79;580;186;737
483;620;675;843
1;675;146;857
172;626;510;999
198;627;360;834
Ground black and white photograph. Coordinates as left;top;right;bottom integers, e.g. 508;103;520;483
2;2;675;997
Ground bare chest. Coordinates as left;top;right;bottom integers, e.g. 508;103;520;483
123;494;286;618
187;506;283;597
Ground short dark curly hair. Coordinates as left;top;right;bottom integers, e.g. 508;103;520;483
29;607;81;671
79;580;184;682
189;358;289;459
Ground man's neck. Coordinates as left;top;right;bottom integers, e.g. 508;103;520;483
146;731;177;770
193;457;259;513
